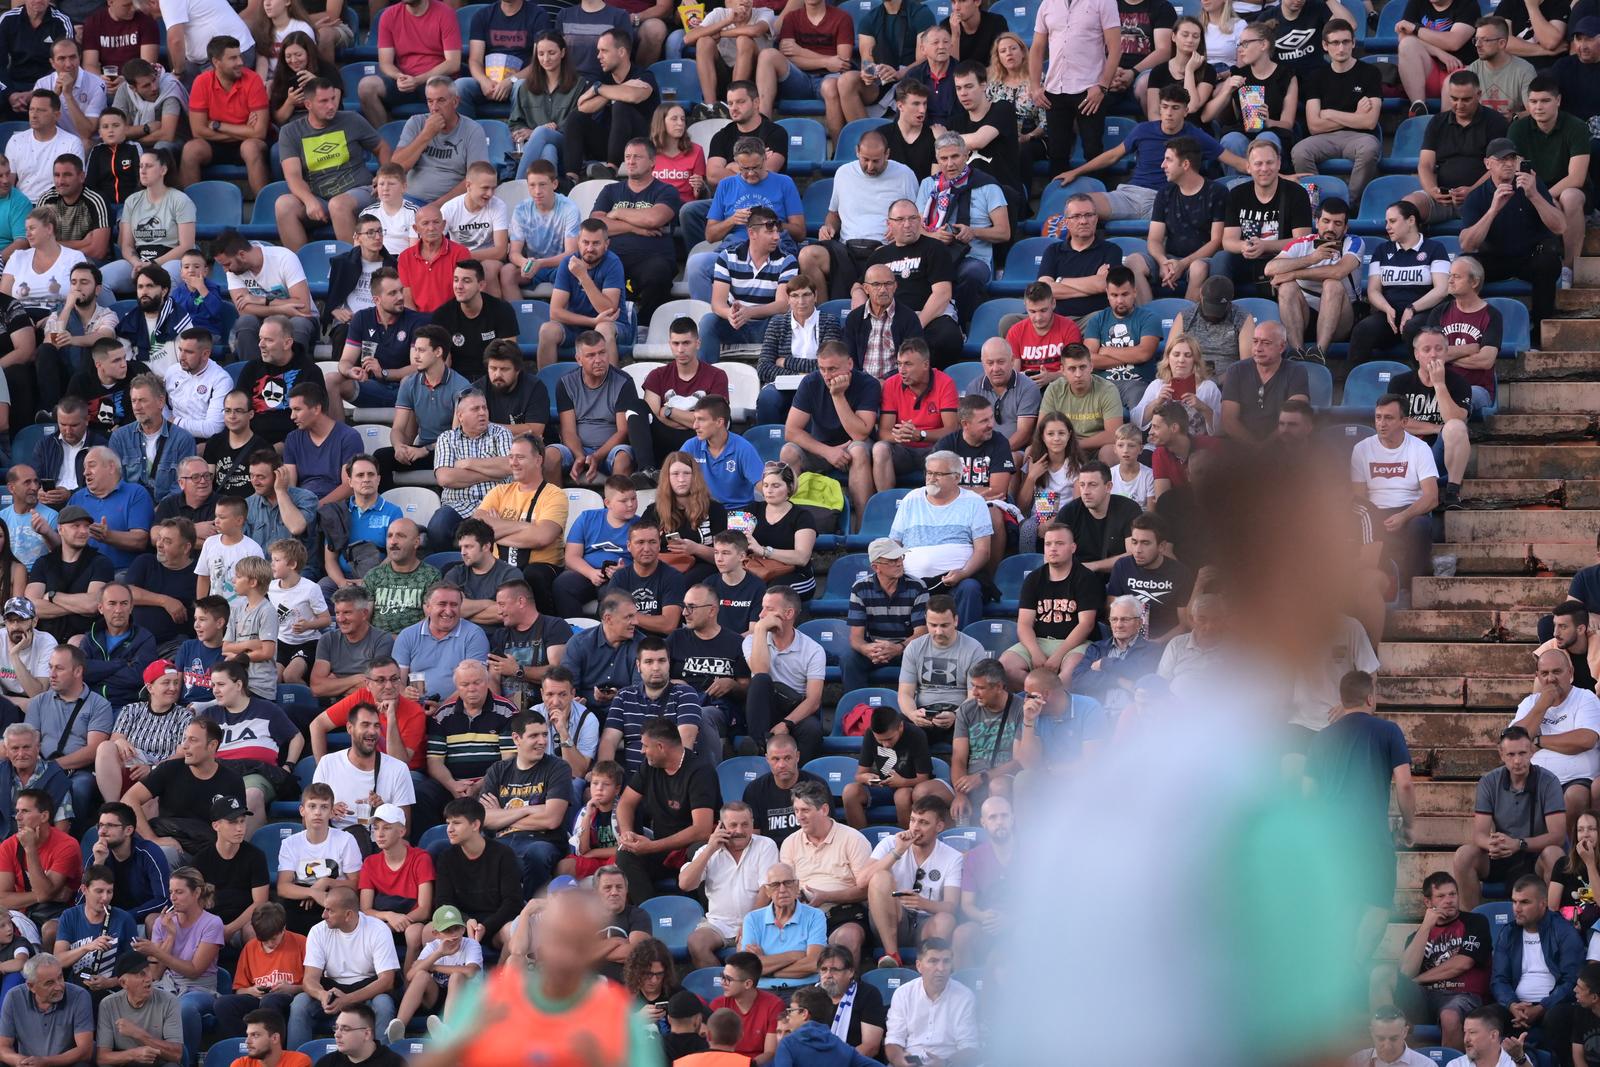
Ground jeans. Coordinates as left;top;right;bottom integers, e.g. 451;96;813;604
497;834;567;898
180;990;218;1066
745;672;824;763
680;200;712;250
67;770;97;835
952;257;992;333
698;312;764;364
426;506;464;554
686;250;717;302
755;385;788;425
411;772;451;846
1219;130;1284;174
453;77;513;118
289;991;396;1051
840;647;897;693
213;992;296;1041
516;127;565;178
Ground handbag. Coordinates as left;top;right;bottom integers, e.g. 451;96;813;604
745;554;796;582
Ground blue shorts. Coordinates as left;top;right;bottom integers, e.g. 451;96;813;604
778;64;832;100
551;442;635;472
354;378;401;407
555;321;636;346
866;785;899;807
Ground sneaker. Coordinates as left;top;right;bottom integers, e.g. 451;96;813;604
384;1019;406;1044
876;954;902;969
1560;266;1574;290
631;468;659;490
426;1016;446;1038
1443;483;1463;511
1298;343;1325;364
585;162;616;182
1408;100;1429;117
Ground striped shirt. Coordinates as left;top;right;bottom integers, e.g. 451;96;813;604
434;423;514;517
846;574;929;643
110;702;195;767
426;695;518;780
602;682;705;778
712;246;798;308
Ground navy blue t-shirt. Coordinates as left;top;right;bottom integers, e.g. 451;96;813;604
1304;711;1411;830
792;369;883;448
471;0;550;63
124;553;199;645
1123;121;1223;190
1570;565;1600;610
1039;239;1124;319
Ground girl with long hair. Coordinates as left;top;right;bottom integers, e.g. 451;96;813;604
1145;16;1215;119
1198;0;1246;67
649;103;707;203
269;30;339;127
512;33;583;179
642;452;727;584
624;938;678;1033
1018;412;1085;552
258;0;316;83
1202;21;1297;163
1132;335;1221;437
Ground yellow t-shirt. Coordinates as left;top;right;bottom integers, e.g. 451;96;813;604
479;480;568;569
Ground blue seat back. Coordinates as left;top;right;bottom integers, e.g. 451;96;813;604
1303;362;1334;408
862;968;917;1000
1235;297;1279;324
743;424;787;463
642;895;704;955
537;363;575;419
250;822;299;870
962;619;1018;654
250;182;291;225
854;490;909;541
833;118;890;162
818;553;871;603
296;241;350;298
945;361;983;393
993;553;1042;598
1295;174;1349;212
297;1040;339;1061
1356;175;1423;227
798;618;849;665
516;300;551;348
187;181;244;230
648;60;703;104
1144;297;1193;339
968;300;1024;343
1341;361;1410;410
1000;236;1050;283
830;687;900;742
778;117;827;167
802;178;834;235
716;756;768;803
205;1040;249;1067
1488;297;1530;353
682;967;721;1002
11;424;45;466
803;755;862;797
862;825;900;848
1027;177;1106;232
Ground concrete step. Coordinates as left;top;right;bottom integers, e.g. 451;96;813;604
1427;747;1502;779
1542;318;1600;351
1477;413;1595;442
1386;609;1543;641
1508;351;1600;379
1378;677;1524;708
1445;510;1600;543
1380;921;1422;960
1383;710;1511;748
1398;850;1456;890
1555;290;1600;314
1460;479;1566;508
1378;642;1536;676
1409;814;1473;847
1390;779;1476;815
1433;541;1586;576
1409;577;1567;611
1496;382;1600;413
1474;446;1600;480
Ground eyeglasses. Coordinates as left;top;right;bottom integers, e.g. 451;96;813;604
764;878;798;890
181;472;213;482
683;602;714;613
863;280;895;288
332;1025;369;1034
1065;212;1097;221
647;968;667;978
887;215;920;224
718;974;748;984
223;406;250;415
782;1007;806;1017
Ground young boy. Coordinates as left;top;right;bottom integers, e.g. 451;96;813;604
561;760;622;880
360;164;418;256
553;475;639;617
176;595;231;706
386;905;483;1041
1111;424;1154;508
276;783;362;936
225;556;281;699
1005;280;1083;388
86;109;140;206
359;805;433;964
227;901;306;1022
177;249;232;345
267;539;330;685
707;531;765;635
440;162;511;297
195;497;264;601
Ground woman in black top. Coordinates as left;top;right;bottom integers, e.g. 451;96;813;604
743;461;818;599
1551;810;1600;937
1146;16;1218;119
624;938;679;1035
1201;21;1298;164
268;31;339;128
641;452;727;587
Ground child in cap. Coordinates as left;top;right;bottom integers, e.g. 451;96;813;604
385;904;483;1042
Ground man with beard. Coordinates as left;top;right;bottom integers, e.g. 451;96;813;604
472;340;547;437
113;265;190;372
955;794;1014;970
311;702;415;847
162;328;231;442
235;316;320;445
329;267;425;414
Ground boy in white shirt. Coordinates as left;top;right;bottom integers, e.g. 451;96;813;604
439;161;511;297
359;164;417;256
277;783;363;936
195;496;264;601
1110;425;1154;509
384;904;483;1042
267;538;330;685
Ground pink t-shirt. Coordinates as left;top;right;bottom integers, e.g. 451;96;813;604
652;145;706;203
378;0;462;77
1034;0;1121;95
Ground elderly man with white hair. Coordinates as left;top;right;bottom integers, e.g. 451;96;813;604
1157;594;1229;697
887;450;992;628
66;445;153;572
0;953;93;1065
412;657;515;834
972;338;1040;463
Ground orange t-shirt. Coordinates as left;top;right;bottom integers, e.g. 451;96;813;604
231;1055;312;1067
324;688;428;770
456;967;634;1067
232;931;308;991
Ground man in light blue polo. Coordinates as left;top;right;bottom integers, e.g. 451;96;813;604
683;395;762;510
738;860;825;979
392;582;490;700
322;455;403;590
66;448;153;572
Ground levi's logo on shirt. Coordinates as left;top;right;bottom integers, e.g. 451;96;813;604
1369;462;1409;478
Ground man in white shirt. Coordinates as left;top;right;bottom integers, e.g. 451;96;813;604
797;128;920;300
4;90;83;202
1509;649;1600;853
883;938;980;1067
1351;393;1439;594
1346;1005;1443;1067
677;799;779;968
1444;1006;1520;1067
287;885;399;1050
310;702;416;840
858;794;962;970
162;328;231;442
887;451;992;631
32;39;105;142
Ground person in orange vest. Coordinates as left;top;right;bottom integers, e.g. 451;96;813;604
230;1009;312;1067
678;1008;753;1067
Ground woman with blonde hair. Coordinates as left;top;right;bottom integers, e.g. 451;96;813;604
137;866;225;1067
642;452;728;584
1;207;85;314
1197;0;1246;68
986;32;1047;171
1131;335;1221;437
649;102;706;203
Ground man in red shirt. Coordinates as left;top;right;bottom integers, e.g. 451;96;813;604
0;787;82;935
180;36;270;195
754;0;854;122
309;656;429;772
359;0;464;127
1006;280;1083;389
708;951;786;1062
399;205;471;313
872;339;959;493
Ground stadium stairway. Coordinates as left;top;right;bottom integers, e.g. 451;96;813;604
1377;229;1600;960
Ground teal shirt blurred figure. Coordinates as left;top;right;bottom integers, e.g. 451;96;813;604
0;181;29;254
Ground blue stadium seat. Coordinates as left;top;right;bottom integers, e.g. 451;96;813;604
271;755;318;817
297;241;351;299
1383;115;1431;174
862;825;899;848
1100;114;1137;164
952;968;986;995
778;117;827;176
841;0;876;25
803;756;858;797
802;179;834;236
387;1040;430;1060
1488;297;1530;352
1354;175;1423;235
515;300;551;356
743;424;786;464
297;1040;339;1061
480;120;516;175
1337;361;1411;419
1234;297;1279;324
682;967;721;1003
844;489;909;551
241;182;292;238
962;619;1017;655
1317;421;1376;458
205;1040;249;1067
537;364;575;418
999;0;1035;39
819;298;852;321
826;118;889;172
250;822;299;871
420;824;450;858
990;237;1051;296
11;424;45;466
341;61;378;110
642;895;704;958
862;968;917;1001
277;684;319;724
717;756;767;803
945;362;983;393
1144;297;1192;339
1416;1050;1455;1065
1473;900;1514;933
798;618;849;682
811;553;870;615
931;757;951;782
187;181;244;239
940;826;985;851
965;299;1024;357
1024;177;1105;235
825;688;899;754
1365;0;1406;50
379;119;408;154
1303;362;1333;408
1296;174;1349;209
225;363;247;384
424;551;462;570
456;5;488;46
988;553;1042;617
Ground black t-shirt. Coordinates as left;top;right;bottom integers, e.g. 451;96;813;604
1224;178;1312;279
662;1033;709;1062
1058;495;1145;565
1422;107;1510;191
1576;1006;1600;1067
191;841;269;925
28;548;115;641
629;759;721;840
742;770;827;844
948;101;1022;193
1147;60;1218;98
709;571;765;634
204;432;272;496
935;430;1016;492
1389;368;1473;430
880;122;937;181
866;235;955;316
430;297;520;383
856;719;934;780
604;562;689;617
837;980;888;1050
1116;0;1178;68
749;504;817;591
1017;562;1108;640
237;352;321;444
1153;180;1227;259
474;372;549;430
1459;174;1557;259
641;502;728;550
709;116;789;165
1107;554;1195;636
124;553;198;644
1553;54;1600;125
1300;60;1383;115
669;626;751;696
1038;239;1124;318
1219;62;1296;134
488;613;575;706
142;758;248;821
1258;0;1333;72
65;361;153;433
478;755;575;846
942;9;1009;65
314;1047;406;1067
593;179;682;261
154;490;217;526
1402;0;1484;63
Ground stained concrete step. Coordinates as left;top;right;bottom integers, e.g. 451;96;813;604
1383;710;1510;748
1433;541;1587;576
1496;382;1600;413
1408;815;1473;847
1474;446;1600;480
1508;351;1600;379
1390;780;1476;816
1427;747;1503;779
1445;510;1599;543
1377;642;1535;676
1478;413;1595;441
1555;290;1600;314
1542;318;1600;351
1386;609;1542;641
1399;851;1457;890
1378;677;1526;709
1409;577;1567;611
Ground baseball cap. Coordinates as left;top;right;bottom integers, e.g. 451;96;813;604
1485;137;1520;159
1199;275;1235;320
56;505;93;525
371;803;406;826
142;660;179;686
1;597;34;621
1573;15;1600;35
431;905;466;932
210;796;250;821
668;991;706;1021
867;538;905;563
113;953;153;977
546;875;580;895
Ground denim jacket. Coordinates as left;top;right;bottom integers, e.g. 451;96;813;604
108;419;197;503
